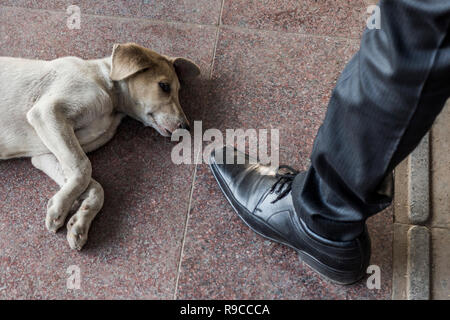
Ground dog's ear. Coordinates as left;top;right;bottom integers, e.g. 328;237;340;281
171;57;201;83
110;43;154;81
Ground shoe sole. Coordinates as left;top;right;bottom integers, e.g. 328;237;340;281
209;160;365;286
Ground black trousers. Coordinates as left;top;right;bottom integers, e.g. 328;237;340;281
292;0;450;241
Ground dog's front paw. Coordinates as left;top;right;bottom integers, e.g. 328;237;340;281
46;198;67;233
66;215;89;250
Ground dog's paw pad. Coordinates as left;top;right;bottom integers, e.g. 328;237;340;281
45;210;65;233
66;216;88;251
67;216;77;227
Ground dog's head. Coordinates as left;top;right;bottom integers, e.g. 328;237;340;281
110;43;200;137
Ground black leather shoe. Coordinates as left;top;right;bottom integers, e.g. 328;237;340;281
209;146;371;285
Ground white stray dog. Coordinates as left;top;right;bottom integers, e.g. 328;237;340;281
0;43;200;250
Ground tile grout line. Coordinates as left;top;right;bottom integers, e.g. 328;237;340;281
0;5;362;43
172;0;223;296
220;24;360;42
209;0;225;79
172;151;201;300
0;5;214;30
394;221;450;231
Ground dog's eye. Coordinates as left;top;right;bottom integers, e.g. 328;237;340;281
159;82;171;93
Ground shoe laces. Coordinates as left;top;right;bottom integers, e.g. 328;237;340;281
269;165;299;203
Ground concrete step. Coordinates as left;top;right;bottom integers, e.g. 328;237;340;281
393;100;450;300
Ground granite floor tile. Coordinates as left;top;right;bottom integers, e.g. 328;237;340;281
0;120;193;299
0;0;222;25
198;27;360;168
222;0;369;38
0;7;215;299
176;166;393;299
0;6;216;72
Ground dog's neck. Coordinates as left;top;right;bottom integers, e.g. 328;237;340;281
97;57;133;114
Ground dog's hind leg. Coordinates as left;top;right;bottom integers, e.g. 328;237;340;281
32;153;104;250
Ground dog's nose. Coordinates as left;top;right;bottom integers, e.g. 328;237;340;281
179;122;191;132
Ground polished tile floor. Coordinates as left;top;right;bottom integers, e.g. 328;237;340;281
0;1;392;299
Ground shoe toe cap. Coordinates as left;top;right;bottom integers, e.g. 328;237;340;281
209;146;277;210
